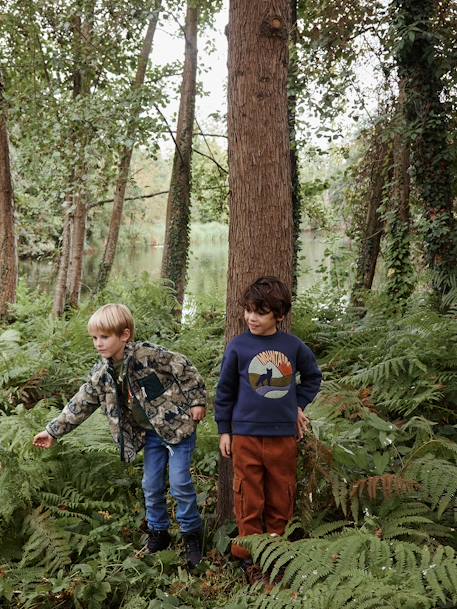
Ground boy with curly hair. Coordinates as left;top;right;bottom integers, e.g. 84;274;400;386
215;277;322;578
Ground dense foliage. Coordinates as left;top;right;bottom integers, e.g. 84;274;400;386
3;0;457;607
2;280;457;608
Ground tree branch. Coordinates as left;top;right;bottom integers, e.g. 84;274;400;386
90;183;229;209
89;190;168;209
192;147;228;174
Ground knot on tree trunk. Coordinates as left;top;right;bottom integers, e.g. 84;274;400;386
260;16;288;40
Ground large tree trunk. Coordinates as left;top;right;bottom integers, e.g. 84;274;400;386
217;0;293;524
395;0;457;295
160;4;199;307
97;6;161;292
0;72;17;319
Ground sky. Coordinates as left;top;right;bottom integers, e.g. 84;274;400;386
151;3;229;151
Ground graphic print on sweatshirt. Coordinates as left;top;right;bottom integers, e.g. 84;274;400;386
248;350;293;399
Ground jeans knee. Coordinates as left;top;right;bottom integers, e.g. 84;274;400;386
170;475;194;501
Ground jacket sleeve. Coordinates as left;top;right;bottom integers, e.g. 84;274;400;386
296;342;322;409
46;375;100;439
215;345;239;434
161;350;207;409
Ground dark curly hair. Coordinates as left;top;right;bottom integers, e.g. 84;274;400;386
241;276;291;319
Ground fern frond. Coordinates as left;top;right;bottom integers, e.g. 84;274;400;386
240;529;457;607
20;506;73;573
309;520;350;538
351;474;418;502
405;455;457;516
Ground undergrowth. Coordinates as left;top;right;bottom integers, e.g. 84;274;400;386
2;281;457;608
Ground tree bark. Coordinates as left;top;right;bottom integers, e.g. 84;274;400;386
289;0;302;296
68;187;87;308
97;5;161;292
161;3;199;307
0;72;17;319
217;0;293;524
395;0;457;295
351;133;387;307
53;199;73;317
385;81;414;304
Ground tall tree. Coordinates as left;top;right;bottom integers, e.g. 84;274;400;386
66;11;94;309
217;0;293;524
0;72;17;318
394;0;457;295
97;4;161;292
161;3;199;307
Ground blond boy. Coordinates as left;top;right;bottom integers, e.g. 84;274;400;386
33;304;206;567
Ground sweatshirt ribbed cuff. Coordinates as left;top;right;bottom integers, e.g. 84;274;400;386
217;421;231;434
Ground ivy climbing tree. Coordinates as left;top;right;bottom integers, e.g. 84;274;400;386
0;71;17;319
394;0;457;296
161;1;200;308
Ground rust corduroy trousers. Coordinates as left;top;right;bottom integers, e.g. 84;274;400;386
231;435;298;560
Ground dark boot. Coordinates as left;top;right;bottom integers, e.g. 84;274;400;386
183;529;203;568
147;529;171;554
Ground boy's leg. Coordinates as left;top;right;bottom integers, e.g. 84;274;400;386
143;430;170;532
168;431;202;567
231;435;265;561
168;431;202;533
263;437;297;535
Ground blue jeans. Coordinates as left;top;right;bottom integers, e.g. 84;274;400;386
142;430;202;534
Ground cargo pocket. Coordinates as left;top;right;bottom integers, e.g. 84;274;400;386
287;482;297;520
233;476;244;519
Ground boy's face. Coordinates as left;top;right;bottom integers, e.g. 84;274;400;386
90;328;131;362
244;307;283;336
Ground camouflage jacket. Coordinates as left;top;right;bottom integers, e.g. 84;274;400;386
46;341;206;463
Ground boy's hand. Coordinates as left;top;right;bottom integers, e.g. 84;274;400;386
297;408;310;440
33;430;56;449
190;406;206;422
219;433;232;458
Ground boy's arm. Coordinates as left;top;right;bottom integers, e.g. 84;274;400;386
296;343;322;410
215;346;238;435
44;376;101;440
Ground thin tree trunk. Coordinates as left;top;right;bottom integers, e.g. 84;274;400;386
217;0;293;524
385;81;414;303
0;72;17;319
161;4;199;307
66;13;93;308
68;187;87;308
289;0;302;296
97;5;161;292
53;199;73;317
351;133;387;307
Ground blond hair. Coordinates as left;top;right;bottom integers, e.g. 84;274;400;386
87;304;135;339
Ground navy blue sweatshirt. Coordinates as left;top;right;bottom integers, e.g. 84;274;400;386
215;331;322;437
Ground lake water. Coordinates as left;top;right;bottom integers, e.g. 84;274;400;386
20;227;347;303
